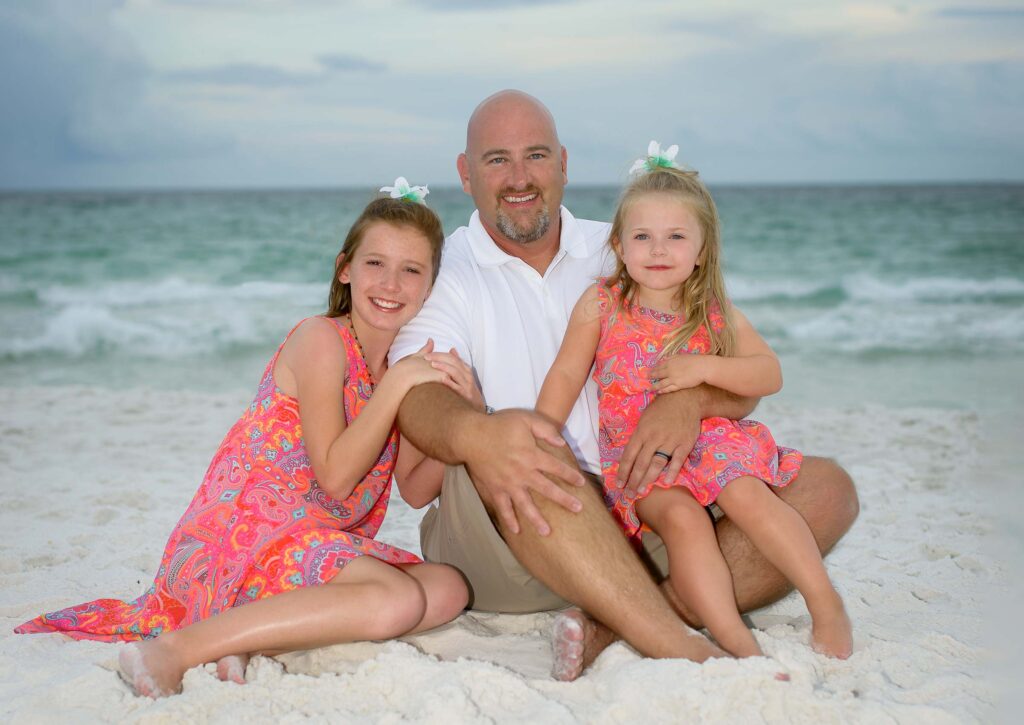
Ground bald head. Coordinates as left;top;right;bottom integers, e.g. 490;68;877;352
465;90;560;156
457;89;568;254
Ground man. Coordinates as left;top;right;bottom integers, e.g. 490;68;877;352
390;90;858;680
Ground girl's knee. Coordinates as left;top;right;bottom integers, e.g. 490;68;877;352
716;477;772;516
417;564;469;623
642;489;710;535
363;570;427;639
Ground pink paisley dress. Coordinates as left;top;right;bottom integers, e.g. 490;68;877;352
595;281;802;540
16;317;419;642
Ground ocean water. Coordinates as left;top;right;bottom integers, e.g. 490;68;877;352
1;184;1022;413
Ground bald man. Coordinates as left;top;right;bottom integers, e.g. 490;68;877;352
390;90;858;680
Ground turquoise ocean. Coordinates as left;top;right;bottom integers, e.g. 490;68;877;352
1;184;1022;414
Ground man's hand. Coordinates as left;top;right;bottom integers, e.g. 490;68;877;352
616;390;702;497
464;409;586;537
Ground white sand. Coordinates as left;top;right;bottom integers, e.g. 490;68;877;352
0;386;1009;723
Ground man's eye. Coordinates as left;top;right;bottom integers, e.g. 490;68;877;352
529;153;545;160
488;157;506;165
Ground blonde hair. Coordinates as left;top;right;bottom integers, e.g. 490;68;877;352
326;197;444;318
606;166;735;357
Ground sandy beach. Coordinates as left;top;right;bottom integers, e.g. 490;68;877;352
0;385;1010;723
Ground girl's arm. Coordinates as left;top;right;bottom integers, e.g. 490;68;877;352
393;436;447;509
394;347;485;508
279;318;447;501
536;284;603;426
650;306;782;398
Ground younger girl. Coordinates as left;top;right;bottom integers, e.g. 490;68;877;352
537;152;852;659
16;182;474;696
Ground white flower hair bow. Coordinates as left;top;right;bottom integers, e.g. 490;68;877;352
628;141;680;177
380;177;429;204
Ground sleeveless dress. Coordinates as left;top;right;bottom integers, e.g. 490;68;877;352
15;317;419;642
594;281;803;540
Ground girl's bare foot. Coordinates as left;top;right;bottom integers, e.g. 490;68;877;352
215;653;249;684
551;608;616;682
810;594;853;659
118;640;186;698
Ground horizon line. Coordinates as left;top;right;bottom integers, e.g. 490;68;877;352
1;178;1022;195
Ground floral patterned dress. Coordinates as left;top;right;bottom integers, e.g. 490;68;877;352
594;281;803;540
15;317;419;642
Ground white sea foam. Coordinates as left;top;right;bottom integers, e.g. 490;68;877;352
843;275;1024;302
0;277;326;359
727;277;834;302
38;277;324;308
782;301;1024;353
729;273;1024;304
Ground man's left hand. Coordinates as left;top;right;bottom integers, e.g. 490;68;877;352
616;389;701;497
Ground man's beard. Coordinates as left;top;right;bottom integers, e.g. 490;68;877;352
495;203;551;244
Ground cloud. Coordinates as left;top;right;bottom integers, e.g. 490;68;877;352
166;63;320;87
416;0;578;11
318;54;386;73
936;7;1024;19
0;1;227;187
164;55;386;88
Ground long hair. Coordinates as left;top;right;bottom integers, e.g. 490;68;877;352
606;166;734;357
326;197;445;318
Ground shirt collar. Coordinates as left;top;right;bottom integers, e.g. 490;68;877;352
466;206;589;268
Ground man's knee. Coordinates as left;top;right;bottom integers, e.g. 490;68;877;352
536;437;581;468
793;455;859;552
814;456;859;529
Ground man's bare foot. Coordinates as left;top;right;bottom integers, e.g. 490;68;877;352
713;627;763;658
810;594;853;659
118;640;186;698
215;653;249;684
551;608;616;682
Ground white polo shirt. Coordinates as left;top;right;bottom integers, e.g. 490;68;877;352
390;206;613;474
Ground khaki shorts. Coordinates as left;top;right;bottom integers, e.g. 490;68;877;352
420;464;700;613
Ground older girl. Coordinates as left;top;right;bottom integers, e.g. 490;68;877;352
17;183;473;696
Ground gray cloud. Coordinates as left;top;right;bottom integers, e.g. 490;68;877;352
318;54;386;73
166;63;320;87
936;7;1024;19
416;0;578;11
164;55;386;88
0;1;228;188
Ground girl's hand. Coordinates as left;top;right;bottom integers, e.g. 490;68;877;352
388;339;452;392
425;348;485;412
648;354;711;394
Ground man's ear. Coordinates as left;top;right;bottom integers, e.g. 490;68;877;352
560;145;568;185
456;153;472;195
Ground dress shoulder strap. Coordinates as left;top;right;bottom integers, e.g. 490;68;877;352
594;277;620;317
706;297;728;335
321;316;363;374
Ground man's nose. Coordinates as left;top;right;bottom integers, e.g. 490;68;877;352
508;159;530;189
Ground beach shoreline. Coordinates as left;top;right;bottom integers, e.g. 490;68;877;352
0;385;1006;722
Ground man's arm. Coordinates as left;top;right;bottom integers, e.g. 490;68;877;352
397;383;586;536
616;385;759;496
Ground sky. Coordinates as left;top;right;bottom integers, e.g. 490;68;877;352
1;0;1022;189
